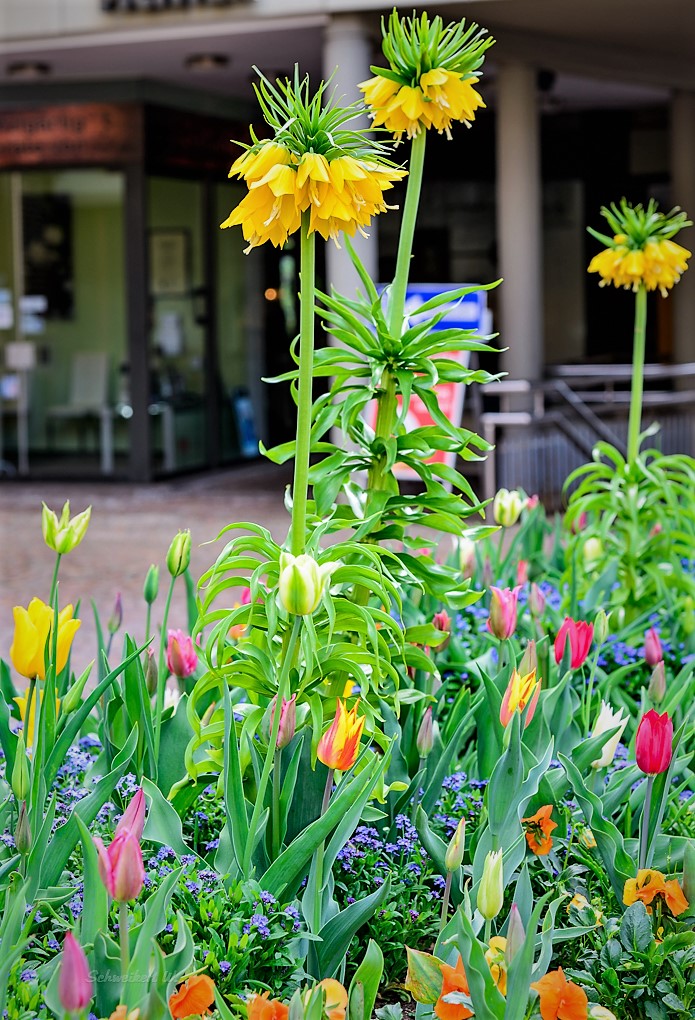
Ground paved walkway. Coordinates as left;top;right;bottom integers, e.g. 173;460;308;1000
0;462;293;670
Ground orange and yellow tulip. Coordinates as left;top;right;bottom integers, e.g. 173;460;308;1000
10;597;80;680
500;668;540;728
317;699;365;771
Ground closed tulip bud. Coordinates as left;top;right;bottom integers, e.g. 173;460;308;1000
116;787;146;841
42;501;91;555
15;800;31;855
570;510;588;534
682;840;695;907
579;828;597;849
143;564;159;605
644;627;663;667
504;905;525;965
478;849;504;920
582;537;603;571
416;707;434;758
517;559;529;586
648;661;666;705
432;610;451;650
593;609;610;646
107;592;123;636
635;709;673;775
278;552;337;616
94;829;145;902
166;630;198;679
145;647;158;696
590;701;628;768
444;817;466;872
167;530;191;578
519;640;538;677
11;733;30;801
529;583;545;618
459;537;476;579
58;932;93;1013
269;693;297;749
487;586;522;641
492;488;525;527
62;665;92;715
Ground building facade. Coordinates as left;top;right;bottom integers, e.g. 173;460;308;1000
0;0;693;482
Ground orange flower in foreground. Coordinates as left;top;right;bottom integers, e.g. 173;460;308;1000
435;955;473;1020
663;878;689;916
319;979;348;1020
169;974;216;1019
531;968;588;1020
522;804;558;855
317;699;365;771
248;991;290;1020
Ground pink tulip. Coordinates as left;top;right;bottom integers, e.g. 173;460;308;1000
635;709;673;775
570;511;588;534
554;617;593;669
516;560;529;586
241;587;252;605
166;629;198;679
270;692;297;749
115;787;146;841
529;582;545;618
487;585;522;641
644;627;663;667
94;830;145;902
432;609;452;650
58;932;93;1012
526;494;540;511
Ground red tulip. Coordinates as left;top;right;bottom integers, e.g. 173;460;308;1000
487;586;522;641
115;786;146;841
554;617;593;669
58;932;93;1012
94;829;145;902
644;627;663;667
166;629;198;679
635;709;673;775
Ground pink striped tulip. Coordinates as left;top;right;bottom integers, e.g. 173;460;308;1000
94;829;145;902
487;586;522;641
58;932;93;1012
166;629;198;679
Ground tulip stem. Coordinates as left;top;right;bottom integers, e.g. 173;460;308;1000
272;746;282;860
639;774;654;870
627;284;647;465
242;616;301;877
484;918;492;947
582;647;600;735
119;901;130;981
290;213;316;558
153;575;176;767
312;769;334;934
439;871;452;932
49;553;61;609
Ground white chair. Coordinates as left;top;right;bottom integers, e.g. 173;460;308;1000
46;351;114;473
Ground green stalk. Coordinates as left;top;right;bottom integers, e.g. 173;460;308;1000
367;129;427;493
153;575;176;763
242;616;301;876
290;212;316;557
582;646;601;735
627;284;647;465
312;769;335;934
119;901;130;981
272;746;282;860
484;918;492;946
639;774;654;870
439;871;452;932
49;553;61;609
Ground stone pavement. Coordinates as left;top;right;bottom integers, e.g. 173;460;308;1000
0;461;293;671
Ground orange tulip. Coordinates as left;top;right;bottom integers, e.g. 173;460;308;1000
521;804;557;856
169;974;216;1019
434;955;473;1020
248;991;290;1020
317;699;365;771
531;968;588;1020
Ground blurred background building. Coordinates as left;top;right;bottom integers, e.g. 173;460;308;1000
0;0;694;494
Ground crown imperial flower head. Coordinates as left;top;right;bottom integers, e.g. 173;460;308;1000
588;199;691;296
360;10;494;141
278;552;337;616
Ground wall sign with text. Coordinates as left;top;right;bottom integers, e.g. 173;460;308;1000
102;0;239;11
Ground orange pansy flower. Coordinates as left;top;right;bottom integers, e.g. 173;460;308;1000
623;869;666;909
531;967;588;1020
663;879;689;917
319;979;348;1020
435;955;473;1020
248;991;290;1020
169;974;216;1019
521;804;558;856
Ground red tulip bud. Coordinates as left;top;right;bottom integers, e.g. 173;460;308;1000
270;693;297;749
643;627;663;667
554;617;593;669
635;709;673;775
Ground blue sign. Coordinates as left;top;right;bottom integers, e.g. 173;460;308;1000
403;283;488;334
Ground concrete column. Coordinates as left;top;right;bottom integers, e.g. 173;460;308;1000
670;91;695;365
322;13;378;297
495;61;544;382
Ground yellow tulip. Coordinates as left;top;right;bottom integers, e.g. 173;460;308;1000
14;690;61;746
10;597;80;680
41;500;91;554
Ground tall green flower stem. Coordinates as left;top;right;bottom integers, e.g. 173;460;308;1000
639;774;654;870
119;901;130;980
312;769;335;934
242;616;301;876
272;745;283;859
439;871;452;931
367;130;427;493
582;647;601;736
627;284;647;465
290;212;316;557
153;574;176;763
49;553;61;609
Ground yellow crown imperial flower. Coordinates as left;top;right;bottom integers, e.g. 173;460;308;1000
588;199;692;296
360;10;494;141
10;597;81;680
221;67;406;251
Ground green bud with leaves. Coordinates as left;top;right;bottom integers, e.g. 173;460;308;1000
166;530;191;578
11;734;30;801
